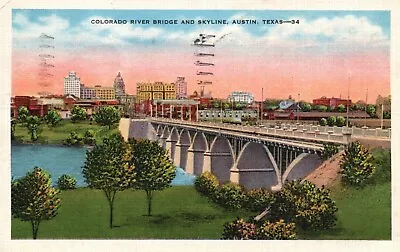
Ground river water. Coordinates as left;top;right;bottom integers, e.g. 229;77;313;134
11;144;195;187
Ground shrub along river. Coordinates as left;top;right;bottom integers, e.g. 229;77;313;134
11;144;195;187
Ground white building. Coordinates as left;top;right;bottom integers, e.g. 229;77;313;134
228;91;254;104
176;76;187;99
64;71;81;98
80;84;96;99
113;72;126;97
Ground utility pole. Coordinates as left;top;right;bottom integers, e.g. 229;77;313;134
364;88;368;127
261;88;264;123
346;76;350;128
297;93;300;124
381;103;384;129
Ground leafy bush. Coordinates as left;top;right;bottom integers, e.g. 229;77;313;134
317;105;328;112
64;131;83;145
322;143;339;160
222;218;257;240
83;130;96;145
268;180;338;230
57;174;77;190
337;104;346;112
336;116;346;127
256;219;297;240
222;218;296;240
216;182;247;210
194;172;219;200
340;141;375;186
327;116;336;126
244;188;274;212
320;118;327;126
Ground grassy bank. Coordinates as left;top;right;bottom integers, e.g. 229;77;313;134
11;186;252;239
13;120;119;145
300;181;391;240
11;182;391;240
301;148;391;240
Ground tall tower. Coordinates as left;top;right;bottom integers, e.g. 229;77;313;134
113;72;126;97
64;71;81;98
176;76;187;99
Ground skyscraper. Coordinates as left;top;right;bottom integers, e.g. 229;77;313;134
176;76;187;99
113;72;126;97
64;71;81;98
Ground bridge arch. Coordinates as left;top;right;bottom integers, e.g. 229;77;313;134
208;136;234;183
160;126;171;149
156;124;163;137
186;132;208;175
282;153;323;184
232;142;280;190
166;127;179;161
175;130;191;170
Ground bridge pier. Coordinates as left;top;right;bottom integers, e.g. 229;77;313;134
186;148;205;175
174;143;190;170
165;138;177;161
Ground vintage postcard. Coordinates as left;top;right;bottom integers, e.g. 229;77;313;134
1;0;399;252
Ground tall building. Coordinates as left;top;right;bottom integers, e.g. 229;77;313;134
94;85;116;100
64;71;81;98
113;72;126;97
136;82;176;103
228;91;254;104
80;84;96;99
176;76;187;99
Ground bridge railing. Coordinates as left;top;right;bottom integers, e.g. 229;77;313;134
263;122;391;139
149;118;351;145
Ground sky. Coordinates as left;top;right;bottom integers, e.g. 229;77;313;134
12;9;390;102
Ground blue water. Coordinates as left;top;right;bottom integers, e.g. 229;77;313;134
11;144;195;187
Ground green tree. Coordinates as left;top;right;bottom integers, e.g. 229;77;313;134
212;100;220;109
327;116;336;126
339;141;375;187
316;105;328;112
93;106;121;129
57;174;77;190
64;131;83;145
383;111;391;119
320;118;327;126
45;109;62;127
336;116;346;127
83;130;96;145
18;106;30;124
300;103;312;112
222;102;230;110
337;104;346;113
82;134;135;228
129;139;176;216
11;167;61;239
366;104;376;118
11;119;16;140
26;115;41;141
71;106;87;123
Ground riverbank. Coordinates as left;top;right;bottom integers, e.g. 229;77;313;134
13;120;118;145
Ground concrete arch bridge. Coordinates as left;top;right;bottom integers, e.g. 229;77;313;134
120;118;349;190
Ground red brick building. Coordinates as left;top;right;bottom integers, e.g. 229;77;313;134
312;97;352;108
11;96;49;118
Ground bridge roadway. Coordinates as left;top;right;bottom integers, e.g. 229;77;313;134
150;118;349;150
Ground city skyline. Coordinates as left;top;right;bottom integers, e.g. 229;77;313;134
12;9;390;102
